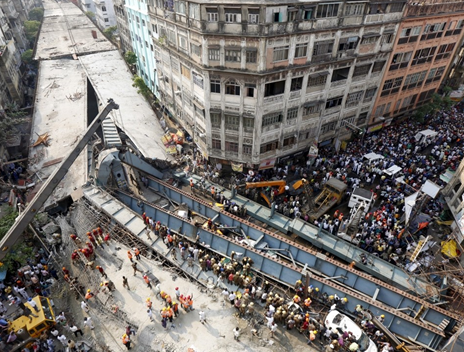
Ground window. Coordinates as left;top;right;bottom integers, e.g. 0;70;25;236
260;140;279;153
400;95;417;110
273;11;282;23
264;80;286;97
372;61;385;72
212;139;221;149
193;72;204;88
390;51;412;70
308;74;328;87
345;4;364;16
402;70;427;91
262;112;283;127
353;64;371;77
104;18;109;22
206;9;218;22
316;4;339;18
421;23;446;41
369;3;387;14
381;77;403;96
338;37;359;51
225;9;241;23
245;84;256;97
346;91;364;107
389;2;404;13
208;48;220;61
246;50;257;63
364;88;377;102
287;107;298;120
313;41;334;56
361;36;378;45
325;96;343;109
181;65;190;79
374;104;387;118
225;80;240;95
189;3;200;19
303;7;314;20
142;19;146;26
171;58;179;72
285;9;296;21
294;44;308;58
381;33;394;44
210;112;221;127
411;47;436;66
283;136;296;146
273;46;289;62
102;6;107;12
425;66;445;84
248;13;259;23
210;79;221;93
303;103;321;116
178;35;188;50
320;121;337;134
398;26;421;44
225;115;239;130
145;41;149;48
225;49;241;62
331;67;350;82
435;43;455;61
418;88;436;102
243;117;254;129
191;43;201;56
243;144;252;155
174;0;186;14
290;77;303;91
357;112;368;126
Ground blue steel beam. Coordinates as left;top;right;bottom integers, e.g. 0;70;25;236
93;188;446;349
144;176;459;331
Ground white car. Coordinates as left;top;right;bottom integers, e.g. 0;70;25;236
325;310;378;352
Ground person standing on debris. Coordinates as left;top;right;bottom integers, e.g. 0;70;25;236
190;178;194;191
96;266;108;279
134;248;141;261
81;301;89;314
233;327;240;341
69;324;84;337
122;334;132;350
84;317;95;330
199;310;206;324
147;309;154;322
85;289;94;300
143;274;152;289
131;262;141;276
127;251;133;263
122;276;130;290
57;334;67;348
172;301;179;317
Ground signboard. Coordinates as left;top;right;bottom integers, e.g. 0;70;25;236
258;158;276;170
367;123;383;133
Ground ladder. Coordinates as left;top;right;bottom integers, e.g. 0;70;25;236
346;201;368;237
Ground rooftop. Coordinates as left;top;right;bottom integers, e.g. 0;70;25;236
34;0;116;60
29;59;88;207
80;51;169;160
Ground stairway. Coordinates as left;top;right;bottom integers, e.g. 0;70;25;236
101;115;122;148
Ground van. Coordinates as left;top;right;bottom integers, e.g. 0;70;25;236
325;309;378;352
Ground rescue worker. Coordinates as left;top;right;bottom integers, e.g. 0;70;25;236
96;266;107;278
134;248;141;261
122;334;131;350
127;251;133;263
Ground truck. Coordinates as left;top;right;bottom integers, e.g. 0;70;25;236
308;178;347;222
7;296;56;351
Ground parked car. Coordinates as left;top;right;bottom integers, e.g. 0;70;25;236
325;310;378;352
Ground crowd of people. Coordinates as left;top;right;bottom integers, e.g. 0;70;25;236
219;106;464;272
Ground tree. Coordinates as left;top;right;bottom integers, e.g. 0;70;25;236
28;7;44;21
85;11;96;21
132;76;151;99
24;20;41;43
103;26;118;40
21;49;34;64
124;51;137;66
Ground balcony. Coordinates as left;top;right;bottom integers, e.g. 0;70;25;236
263;94;284;105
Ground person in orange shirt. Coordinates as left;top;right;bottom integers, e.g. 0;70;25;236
171;301;179;317
127;251;133;263
85;289;94;300
143;274;152;289
165;294;172;305
146;298;152;309
187;296;194;311
166;307;173;322
134;248;141;261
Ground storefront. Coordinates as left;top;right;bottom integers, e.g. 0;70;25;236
278;149;309;166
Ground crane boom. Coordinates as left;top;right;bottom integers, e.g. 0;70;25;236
0;99;119;260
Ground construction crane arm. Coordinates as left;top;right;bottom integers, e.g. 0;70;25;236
0;99;119;260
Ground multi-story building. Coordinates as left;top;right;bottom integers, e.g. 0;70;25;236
113;0;132;52
0;7;24;107
80;0;96;15
0;0;28;50
370;0;464;129
126;0;157;95
94;0;117;29
147;0;405;167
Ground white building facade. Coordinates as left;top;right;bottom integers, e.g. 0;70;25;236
126;0;158;96
148;0;405;167
93;0;117;29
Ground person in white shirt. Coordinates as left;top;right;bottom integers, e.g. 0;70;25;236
199;310;206;324
83;317;94;330
57;334;68;347
233;327;240;341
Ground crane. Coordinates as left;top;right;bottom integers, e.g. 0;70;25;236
0;99;120;260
